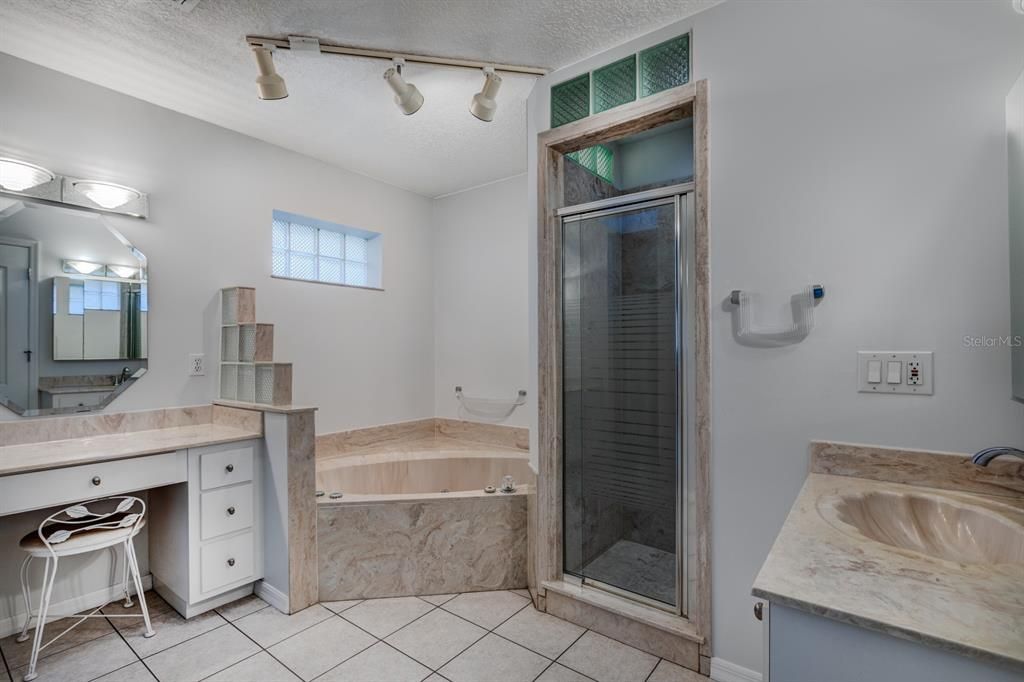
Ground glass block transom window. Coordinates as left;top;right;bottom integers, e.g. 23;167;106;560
272;213;377;288
567;145;615;184
550;32;690;127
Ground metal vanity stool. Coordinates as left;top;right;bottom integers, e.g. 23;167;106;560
15;495;155;681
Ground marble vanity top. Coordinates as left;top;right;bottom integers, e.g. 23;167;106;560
753;447;1024;670
0;406;263;476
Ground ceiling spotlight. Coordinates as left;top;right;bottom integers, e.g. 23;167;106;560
383;60;424;115
0;157;55;192
469;68;502;122
253;46;288;100
71;180;142;210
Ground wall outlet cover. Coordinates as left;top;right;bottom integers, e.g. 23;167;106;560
189;353;205;376
857;351;933;395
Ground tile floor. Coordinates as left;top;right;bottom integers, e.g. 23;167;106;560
0;589;704;682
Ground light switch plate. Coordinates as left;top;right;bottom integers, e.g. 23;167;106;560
858;351;933;395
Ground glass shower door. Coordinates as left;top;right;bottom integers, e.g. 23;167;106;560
562;197;682;611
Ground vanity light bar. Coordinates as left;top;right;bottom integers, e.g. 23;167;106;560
62;259;144;280
245;35;549;76
0;155;148;219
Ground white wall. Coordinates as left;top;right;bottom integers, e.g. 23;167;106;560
432;175;531;428
526;1;1024;675
0;54;436;433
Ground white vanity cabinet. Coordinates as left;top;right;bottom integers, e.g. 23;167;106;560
149;439;263;618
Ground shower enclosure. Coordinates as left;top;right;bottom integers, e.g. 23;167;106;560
560;187;695;614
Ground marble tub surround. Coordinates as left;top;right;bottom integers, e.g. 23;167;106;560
318;492;528;600
0;405;262;475
811;440;1024;498
752;472;1024;670
316;417;529;458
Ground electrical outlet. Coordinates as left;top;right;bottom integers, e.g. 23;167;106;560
189;353;205;377
907;361;922;385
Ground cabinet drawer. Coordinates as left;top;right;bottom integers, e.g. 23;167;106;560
0;451;186;516
200;483;254;540
200;532;254;594
199;444;254;490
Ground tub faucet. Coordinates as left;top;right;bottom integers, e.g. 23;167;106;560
971;447;1024;466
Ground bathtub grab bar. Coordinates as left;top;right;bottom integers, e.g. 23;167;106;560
454;386;527;420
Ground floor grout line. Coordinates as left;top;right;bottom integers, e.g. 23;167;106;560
223;616;307;682
102;610;154;682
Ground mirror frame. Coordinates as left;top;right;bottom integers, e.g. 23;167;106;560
0;197;148;417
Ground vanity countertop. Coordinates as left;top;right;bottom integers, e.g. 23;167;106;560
0;422;262;477
38;385;117;395
752;470;1024;670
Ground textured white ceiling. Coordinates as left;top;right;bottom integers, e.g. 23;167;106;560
0;0;720;197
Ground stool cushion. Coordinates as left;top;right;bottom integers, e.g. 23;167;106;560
20;514;146;556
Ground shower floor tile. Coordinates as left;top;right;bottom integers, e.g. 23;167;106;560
583;539;676;606
0;589;695;682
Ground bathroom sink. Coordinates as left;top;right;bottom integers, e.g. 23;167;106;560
823;490;1024;565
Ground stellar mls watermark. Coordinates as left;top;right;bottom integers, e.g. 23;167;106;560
963;335;1024;348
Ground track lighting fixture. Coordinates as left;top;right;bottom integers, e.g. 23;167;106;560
252;46;288;100
383;60;424;116
469;68;503;122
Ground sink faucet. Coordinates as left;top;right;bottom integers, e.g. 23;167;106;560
118;366;132;385
971;447;1024;466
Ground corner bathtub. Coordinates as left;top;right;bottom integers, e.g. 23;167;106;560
315;449;533;600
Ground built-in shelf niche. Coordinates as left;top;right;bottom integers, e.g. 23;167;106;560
219;287;292;406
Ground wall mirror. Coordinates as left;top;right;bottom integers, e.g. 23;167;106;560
0;198;148;416
1009;69;1023;402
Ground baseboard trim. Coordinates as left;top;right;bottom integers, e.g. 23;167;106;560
711;657;762;682
254;580;289;613
0;574;153;639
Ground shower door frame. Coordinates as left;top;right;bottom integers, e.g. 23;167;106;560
559;189;693;616
536;80;711;659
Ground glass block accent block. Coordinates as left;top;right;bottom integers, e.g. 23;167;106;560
639;34;690;97
551;74;590;128
290;252;315;281
345;234;368;263
255;365;274;405
237;364;255;403
593;55;637;113
319;229;342;258
221;288;238;325
239;325;256;362
221;325;239;362
289;223;316;254
319;257;342;284
220;364;238;400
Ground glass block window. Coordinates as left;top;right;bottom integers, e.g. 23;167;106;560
84;279;120;311
593;56;637;114
271;212;379;288
551;73;591;128
567;145;615;184
639;34;690;97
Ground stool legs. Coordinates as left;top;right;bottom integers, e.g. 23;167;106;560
120;544;133;607
124;539;154;638
23;555;58;682
16;556;32;643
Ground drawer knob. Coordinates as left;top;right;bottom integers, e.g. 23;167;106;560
91;476;102;486
225;464;235;473
227;558;235;567
227;506;236;516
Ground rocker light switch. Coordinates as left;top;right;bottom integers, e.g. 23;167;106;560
867;360;882;384
886;361;902;384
